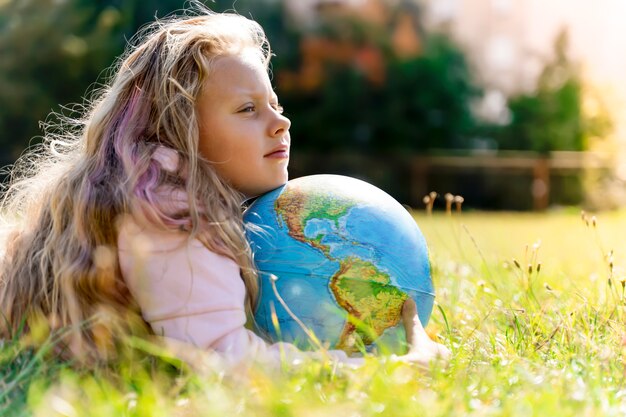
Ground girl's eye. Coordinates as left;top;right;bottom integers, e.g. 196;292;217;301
239;105;255;113
272;103;284;114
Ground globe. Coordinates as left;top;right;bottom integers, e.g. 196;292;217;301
243;174;434;353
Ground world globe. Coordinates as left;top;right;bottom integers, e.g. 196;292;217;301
243;174;434;353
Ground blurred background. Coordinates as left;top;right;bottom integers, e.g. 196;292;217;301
1;0;625;210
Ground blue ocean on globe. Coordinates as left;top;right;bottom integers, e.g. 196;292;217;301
243;174;434;352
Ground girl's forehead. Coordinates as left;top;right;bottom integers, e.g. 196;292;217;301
201;52;273;101
212;53;266;81
214;48;265;69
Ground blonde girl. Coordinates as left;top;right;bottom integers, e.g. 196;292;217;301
0;8;448;367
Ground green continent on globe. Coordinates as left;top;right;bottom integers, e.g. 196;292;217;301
329;257;408;352
275;184;357;256
274;183;409;352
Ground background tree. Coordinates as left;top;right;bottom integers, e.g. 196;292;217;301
0;0;128;163
0;0;266;165
275;4;480;153
487;29;612;153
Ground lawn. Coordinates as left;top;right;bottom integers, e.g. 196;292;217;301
3;209;626;416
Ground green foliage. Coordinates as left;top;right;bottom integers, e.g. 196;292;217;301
488;30;612;153
0;0;131;161
277;16;480;152
381;36;480;151
0;0;288;166
0;333;67;416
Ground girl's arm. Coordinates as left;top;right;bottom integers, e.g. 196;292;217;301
118;216;362;368
399;298;451;366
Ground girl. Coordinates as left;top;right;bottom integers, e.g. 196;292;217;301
0;8;449;367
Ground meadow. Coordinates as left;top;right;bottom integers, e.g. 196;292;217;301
3;208;626;416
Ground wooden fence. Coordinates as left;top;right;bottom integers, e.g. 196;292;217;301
289;151;613;210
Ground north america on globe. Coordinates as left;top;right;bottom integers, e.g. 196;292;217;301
275;180;409;352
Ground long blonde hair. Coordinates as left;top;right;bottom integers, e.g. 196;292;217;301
0;9;267;359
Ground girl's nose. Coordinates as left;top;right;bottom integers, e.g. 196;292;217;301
269;111;291;138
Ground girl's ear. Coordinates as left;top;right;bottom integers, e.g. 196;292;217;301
151;146;180;173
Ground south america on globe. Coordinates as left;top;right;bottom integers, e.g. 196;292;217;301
243;174;434;353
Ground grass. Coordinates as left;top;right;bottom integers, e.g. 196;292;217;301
3;208;626;416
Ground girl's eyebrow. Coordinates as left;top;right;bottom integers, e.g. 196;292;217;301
229;85;277;99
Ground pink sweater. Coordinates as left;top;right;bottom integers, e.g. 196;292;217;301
117;147;360;367
117;216;361;367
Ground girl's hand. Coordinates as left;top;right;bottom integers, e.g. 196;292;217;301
396;298;451;367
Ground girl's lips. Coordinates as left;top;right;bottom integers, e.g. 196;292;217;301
264;149;289;159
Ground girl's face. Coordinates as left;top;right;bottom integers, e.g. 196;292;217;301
196;49;291;198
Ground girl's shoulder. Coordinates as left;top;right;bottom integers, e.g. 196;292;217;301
116;213;237;269
117;214;190;253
